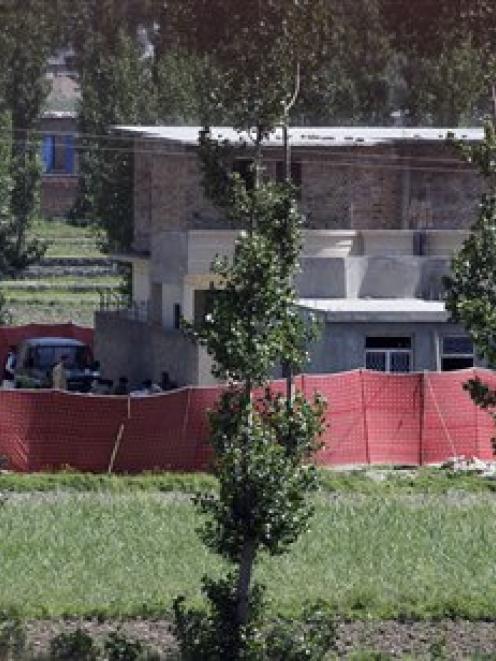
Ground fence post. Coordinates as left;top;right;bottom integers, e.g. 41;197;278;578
360;370;370;465
419;371;426;466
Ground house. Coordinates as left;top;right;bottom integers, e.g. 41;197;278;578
95;126;485;387
40;47;80;218
39;110;79;218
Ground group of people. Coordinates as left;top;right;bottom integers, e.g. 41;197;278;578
88;372;177;396
2;345;178;395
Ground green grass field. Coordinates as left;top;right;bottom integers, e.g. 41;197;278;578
1;470;496;621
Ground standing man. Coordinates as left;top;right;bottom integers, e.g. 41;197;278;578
52;354;68;390
2;346;17;389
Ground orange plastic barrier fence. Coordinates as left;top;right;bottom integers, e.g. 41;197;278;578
0;369;495;473
0;323;94;372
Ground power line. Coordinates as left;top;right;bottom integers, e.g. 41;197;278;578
0;138;483;175
0;125;487;167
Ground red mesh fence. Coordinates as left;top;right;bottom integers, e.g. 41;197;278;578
363;372;423;466
304;372;368;466
0;323;94;371
1;369;496;473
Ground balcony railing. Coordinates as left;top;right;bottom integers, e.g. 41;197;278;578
98;290;151;323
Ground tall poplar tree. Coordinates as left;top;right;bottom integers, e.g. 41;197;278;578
69;1;157;250
170;3;333;657
381;0;496;124
0;0;58;270
444;121;496;410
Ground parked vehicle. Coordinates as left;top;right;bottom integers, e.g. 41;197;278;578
14;337;93;391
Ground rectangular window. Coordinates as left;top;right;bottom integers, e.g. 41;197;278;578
233;159;255;191
441;335;474;371
41;134;76;174
365;336;412;373
193;289;217;328
42;135;55;173
173;303;181;330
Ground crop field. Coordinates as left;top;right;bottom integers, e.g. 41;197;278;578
1;469;496;622
0;219;123;327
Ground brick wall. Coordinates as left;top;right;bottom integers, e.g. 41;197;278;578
133;139;482;250
39;114;79;218
41;175;79;218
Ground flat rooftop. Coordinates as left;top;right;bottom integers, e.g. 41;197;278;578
298;298;448;323
114;125;484;147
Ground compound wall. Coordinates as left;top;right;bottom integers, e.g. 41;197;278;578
0;368;494;473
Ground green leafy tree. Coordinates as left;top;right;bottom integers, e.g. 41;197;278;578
0;111;13;323
381;0;496;124
298;0;394;125
0;0;56;269
444;121;496;408
174;134;328;661
71;16;157;249
408;38;487;126
170;3;331;657
155;49;209;125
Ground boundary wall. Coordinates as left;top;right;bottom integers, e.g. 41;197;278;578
0;368;495;473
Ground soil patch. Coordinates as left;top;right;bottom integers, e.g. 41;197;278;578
22;618;496;658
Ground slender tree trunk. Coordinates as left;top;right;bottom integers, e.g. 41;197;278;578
282;120;294;409
11;127;29;264
282;63;300;410
235;133;263;627
236;538;256;626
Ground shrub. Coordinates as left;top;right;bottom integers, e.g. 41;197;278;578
49;628;100;661
104;631;159;661
0;619;29;661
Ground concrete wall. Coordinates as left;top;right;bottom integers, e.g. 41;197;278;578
95;311;479;385
142;229;465;322
94;311;218;387
308;321;481;374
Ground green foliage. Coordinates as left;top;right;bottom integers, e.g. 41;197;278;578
72;27;156;250
199;390;325;561
190;168;316;382
382;0;496;124
444;120;496;427
174;5;329;648
0;111;13;295
0;109;43;319
444;122;496;365
298;0;395;125
0;470;218;494
174;574;266;660
166;0;332;132
262;604;336;661
49;629;100;661
174;579;334;660
155;50;206;124
0;619;29;661
103;631;159;661
407;38;488;126
0;1;54;269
